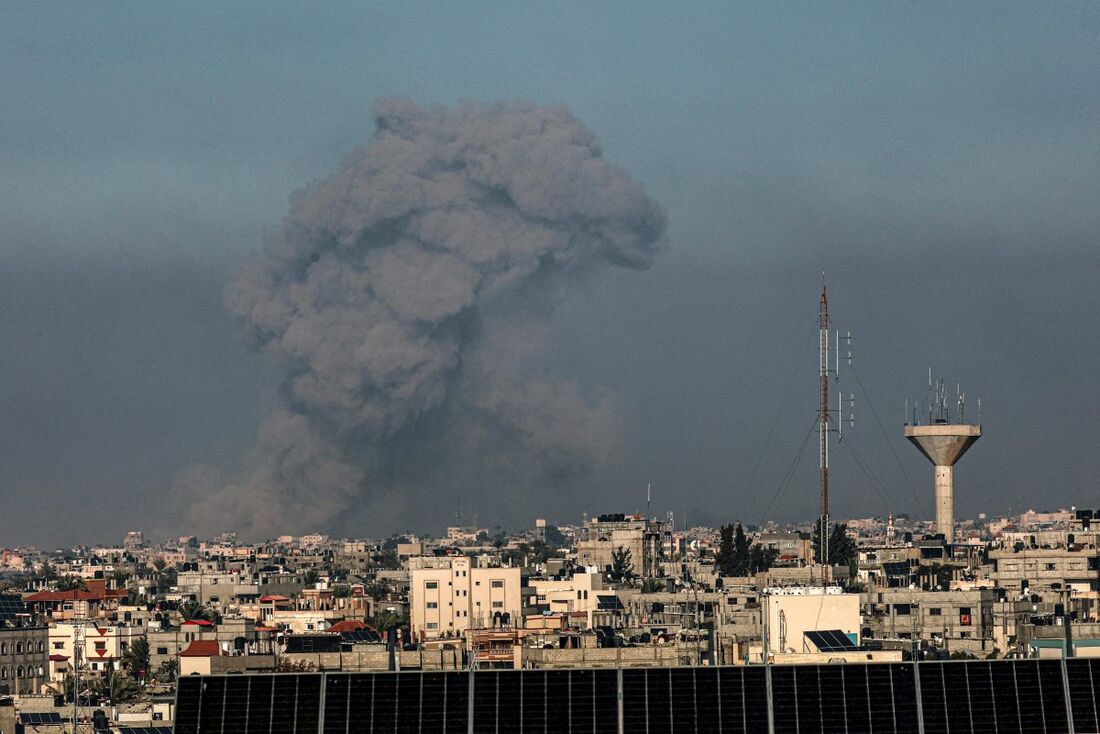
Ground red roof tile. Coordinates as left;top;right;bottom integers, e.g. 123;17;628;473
181;619;214;627
327;620;368;633
179;640;224;657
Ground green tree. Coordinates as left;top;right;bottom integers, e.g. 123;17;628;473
122;636;150;681
640;577;665;593
110;568;130;589
332;584;352;598
813;521;858;567
491;534;507;550
374;549;400;571
103;666;139;702
155;659;179;683
38;560;58;582
178;599;216;623
716;523;753;576
715;524;736;576
302;569;321;586
365;583;389;602
748;544;778;573
151;558;168;574
609;546;634;583
56;576;86;592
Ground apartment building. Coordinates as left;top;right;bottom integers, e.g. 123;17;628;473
989;546;1100;594
861;588;997;654
0;597;48;696
409;557;521;640
575;514;671;578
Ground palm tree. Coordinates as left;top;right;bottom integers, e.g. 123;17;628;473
103;667;139;702
56;576;87;592
122;636;150;681
302;570;321;586
178;600;215;623
110;568;130;589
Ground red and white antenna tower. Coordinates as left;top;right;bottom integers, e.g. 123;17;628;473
818;275;853;581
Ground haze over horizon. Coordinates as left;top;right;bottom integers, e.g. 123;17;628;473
3;3;1100;546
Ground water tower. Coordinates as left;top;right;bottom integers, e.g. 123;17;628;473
904;372;981;544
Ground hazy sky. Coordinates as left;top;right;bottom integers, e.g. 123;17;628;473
3;2;1100;546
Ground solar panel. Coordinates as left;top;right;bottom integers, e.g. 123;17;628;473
804;629;858;653
19;712;64;724
116;728;173;734
0;595;30;621
919;659;1069;734
1068;658;1100;733
173;659;1080;733
596;595;623;611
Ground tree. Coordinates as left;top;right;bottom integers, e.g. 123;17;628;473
748;544;778;573
716;523;752;576
543;525;568;549
302;570;321;586
122;636;150;681
609;546;634;583
38;560;58;582
332;584;352;599
56;576;86;592
813;521;858;567
715;524;736;576
640;577;665;593
103;666;139;702
110;568;130;589
491;534;507;550
152;558;168;574
178;599;215;623
365;583;389;602
155;659;179;683
374;549;399;571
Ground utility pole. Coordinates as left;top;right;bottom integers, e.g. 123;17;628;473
70;620;84;734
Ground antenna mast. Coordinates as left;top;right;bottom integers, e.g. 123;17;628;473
818;276;852;581
818;278;830;578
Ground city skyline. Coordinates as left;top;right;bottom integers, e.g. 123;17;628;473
4;4;1100;545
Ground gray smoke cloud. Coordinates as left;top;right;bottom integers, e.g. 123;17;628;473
182;98;666;537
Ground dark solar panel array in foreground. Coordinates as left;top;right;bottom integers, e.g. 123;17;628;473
174;658;1100;733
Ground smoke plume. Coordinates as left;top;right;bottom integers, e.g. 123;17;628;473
184;98;666;537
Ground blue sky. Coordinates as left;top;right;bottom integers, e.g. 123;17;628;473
2;3;1099;544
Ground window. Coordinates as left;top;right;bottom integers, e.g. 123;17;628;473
959;607;973;626
427;623;438;630
893;604;911;615
95;642;106;651
1;667;6;679
1046;563;1057;571
157;647;168;655
17;667;23;679
929;608;942;616
426;581;438;590
53;642;64;650
491;580;504;589
0;643;5;654
426;602;438;609
37;641;44;652
15;642;23;654
492;601;503;608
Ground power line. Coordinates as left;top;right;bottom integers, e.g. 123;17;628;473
742;323;817;508
842;436;900;515
758;417;820;528
849;361;927;517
